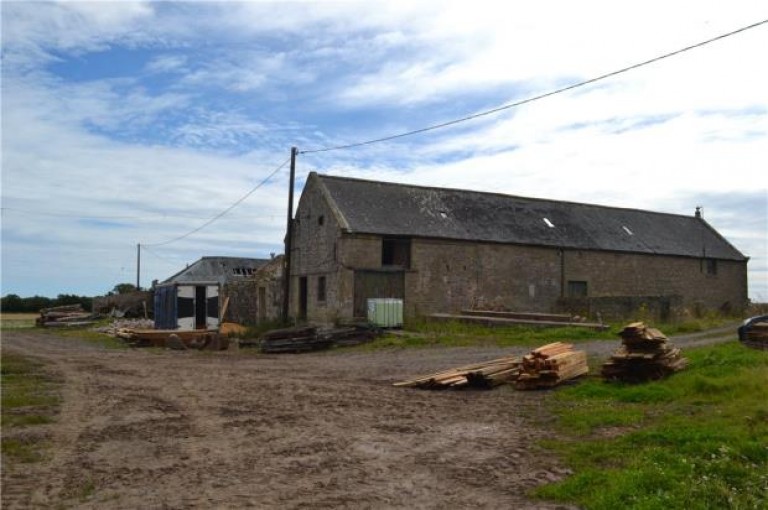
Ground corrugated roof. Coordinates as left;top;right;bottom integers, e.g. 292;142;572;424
312;173;746;261
162;256;271;285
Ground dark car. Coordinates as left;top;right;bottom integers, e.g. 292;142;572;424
738;314;768;342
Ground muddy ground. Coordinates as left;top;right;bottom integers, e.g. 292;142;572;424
1;328;735;509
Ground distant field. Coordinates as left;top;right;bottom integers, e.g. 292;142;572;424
0;313;38;329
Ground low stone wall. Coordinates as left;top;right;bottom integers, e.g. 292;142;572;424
556;295;684;323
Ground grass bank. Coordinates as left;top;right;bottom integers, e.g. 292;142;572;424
361;316;737;350
536;341;768;509
0;312;38;329
1;352;61;463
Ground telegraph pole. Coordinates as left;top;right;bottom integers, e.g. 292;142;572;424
136;243;141;290
281;147;297;323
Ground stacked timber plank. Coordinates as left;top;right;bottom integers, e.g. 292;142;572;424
37;305;99;328
393;356;521;390
601;322;688;382
241;324;381;351
742;321;768;350
259;326;331;353
319;325;380;347
516;342;589;389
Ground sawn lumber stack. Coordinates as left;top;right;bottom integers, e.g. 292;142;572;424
601;322;688;382
394;342;588;390
36;304;99;328
393;356;521;390
516;342;589;390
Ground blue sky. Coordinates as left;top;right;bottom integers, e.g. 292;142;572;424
2;1;767;301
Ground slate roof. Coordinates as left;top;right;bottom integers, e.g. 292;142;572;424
162;256;271;285
312;173;746;261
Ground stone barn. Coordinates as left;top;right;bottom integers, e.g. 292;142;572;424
288;172;748;324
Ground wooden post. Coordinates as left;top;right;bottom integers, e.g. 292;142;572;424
136;243;141;290
281;147;297;324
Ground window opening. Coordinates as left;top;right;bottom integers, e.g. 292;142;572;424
317;276;327;302
382;237;411;268
567;280;588;297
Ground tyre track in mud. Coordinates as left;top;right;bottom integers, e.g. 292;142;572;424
2;327;737;509
2;331;580;509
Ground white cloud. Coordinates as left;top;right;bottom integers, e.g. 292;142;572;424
2;0;766;300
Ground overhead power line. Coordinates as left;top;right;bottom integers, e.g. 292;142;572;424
0;207;279;221
300;18;768;155
143;157;291;247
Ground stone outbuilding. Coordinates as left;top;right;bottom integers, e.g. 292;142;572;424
288;172;749;324
154;256;270;330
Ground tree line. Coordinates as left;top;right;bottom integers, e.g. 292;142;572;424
1;294;94;313
1;283;141;313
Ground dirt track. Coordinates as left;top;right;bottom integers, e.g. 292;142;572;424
1;327;736;509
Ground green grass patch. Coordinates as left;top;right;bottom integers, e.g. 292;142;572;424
40;324;127;349
358;315;739;351
0;312;38;329
535;341;768;509
1;352;61;465
360;320;618;350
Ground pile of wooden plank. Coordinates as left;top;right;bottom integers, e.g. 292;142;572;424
36;304;99;328
601;322;688;382
259;326;332;353
742;321;768;350
516;342;589;390
240;324;381;352
393;356;521;390
319;324;380;347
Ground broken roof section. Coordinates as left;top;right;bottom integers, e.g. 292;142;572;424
311;173;746;261
162;256;271;286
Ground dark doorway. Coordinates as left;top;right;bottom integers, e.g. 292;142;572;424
354;270;404;318
298;277;308;320
195;286;207;329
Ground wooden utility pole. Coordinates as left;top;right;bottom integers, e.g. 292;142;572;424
281;147;297;323
136;243;141;290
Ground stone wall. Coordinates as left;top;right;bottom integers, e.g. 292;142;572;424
557;295;684;322
289;176;347;324
561;250;748;313
335;236;748;322
222;256;284;326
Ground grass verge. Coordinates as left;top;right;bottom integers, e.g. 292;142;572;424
40;325;126;349
535;341;768;509
359;315;738;351
0;312;38;329
1;352;61;463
